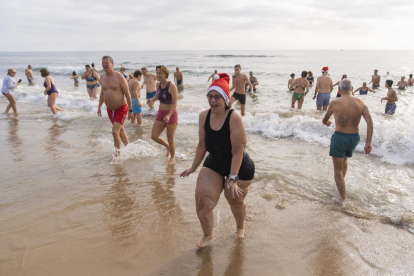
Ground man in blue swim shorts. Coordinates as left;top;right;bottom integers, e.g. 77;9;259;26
322;79;373;201
141;67;157;109
381;80;398;115
313;66;333;111
128;70;143;125
25;65;35;85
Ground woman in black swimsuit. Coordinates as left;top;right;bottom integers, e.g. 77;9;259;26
181;73;255;248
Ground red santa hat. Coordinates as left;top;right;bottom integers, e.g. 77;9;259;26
207;73;230;105
322;66;329;73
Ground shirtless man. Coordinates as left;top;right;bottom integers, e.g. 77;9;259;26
141;67;157;109
228;64;253;116
207;70;218;82
174;67;183;86
369;69;381;88
247;71;259;92
25;65;35;85
396;76;408;90
97;56;133;156
313;67;333;111
128;70;143;125
382;80;398;115
408;74;414;86
322;79;373;201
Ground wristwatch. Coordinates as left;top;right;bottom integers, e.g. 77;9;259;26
129;109;133;112
228;175;239;182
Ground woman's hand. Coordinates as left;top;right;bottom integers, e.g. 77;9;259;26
44;90;47;95
163;114;170;123
226;179;243;198
180;167;195;177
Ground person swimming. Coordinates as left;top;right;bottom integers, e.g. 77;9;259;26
353;82;375;95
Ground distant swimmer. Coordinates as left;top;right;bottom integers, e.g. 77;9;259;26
229;64;253;116
97;56;133;156
289;71;309;109
382;80;398;115
128;70;143;125
25;65;35;85
208;70;218;82
247;71;259;92
354;82;375;95
148;65;178;164
396;76;408;90
369;69;381;88
120;64;128;79
91;63;99;73
71;71;79;87
408;74;414;86
288;73;295;91
2;68;20;114
141;67;157;109
333;74;349;98
82;65;100;99
174;67;184;87
180;73;255;247
307;71;314;87
322;79;373;201
313;67;333;111
40;68;64;115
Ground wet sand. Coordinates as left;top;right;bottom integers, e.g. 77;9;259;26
1;100;414;276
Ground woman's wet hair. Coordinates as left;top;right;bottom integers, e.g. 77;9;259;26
290;73;295;78
85;65;91;69
40;68;50;77
91;63;95;67
308;71;313;77
301;71;307;78
133;70;142;78
156;65;170;78
386;80;393;86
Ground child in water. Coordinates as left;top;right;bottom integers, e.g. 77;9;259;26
71;71;79;87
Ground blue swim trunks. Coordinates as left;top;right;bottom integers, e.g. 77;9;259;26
329;132;360;158
146;91;156;99
132;98;142;114
385;103;396;115
317;93;331;106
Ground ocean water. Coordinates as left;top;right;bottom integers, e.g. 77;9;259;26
1;51;414;275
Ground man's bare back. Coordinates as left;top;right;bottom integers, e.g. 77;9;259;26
100;72;128;110
143;73;157;92
328;97;366;133
128;79;141;101
315;75;333;93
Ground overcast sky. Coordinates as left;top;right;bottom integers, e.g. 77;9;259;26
1;0;413;51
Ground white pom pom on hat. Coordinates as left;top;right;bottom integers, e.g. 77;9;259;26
214;74;220;80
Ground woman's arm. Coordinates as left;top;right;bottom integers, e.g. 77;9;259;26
81;71;87;80
165;84;178;120
180;110;208;177
93;71;100;82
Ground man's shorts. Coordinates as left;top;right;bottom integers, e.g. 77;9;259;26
176;80;182;85
146;91;156;99
107;104;128;125
329;132;360;158
231;92;246;105
316;93;331;106
132;98;142;114
385;103;396;115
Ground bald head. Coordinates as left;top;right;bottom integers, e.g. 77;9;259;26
339;79;352;93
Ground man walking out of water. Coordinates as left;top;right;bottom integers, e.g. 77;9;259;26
313;67;333;111
382;80;398;115
25;65;35;85
247;71;259;92
174;67;183;87
229;64;253;116
141;67;157;109
369;69;381;88
322;79;373;201
208;70;218;82
128;70;143;125
97;56;133;156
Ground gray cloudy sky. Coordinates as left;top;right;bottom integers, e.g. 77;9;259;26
1;0;413;51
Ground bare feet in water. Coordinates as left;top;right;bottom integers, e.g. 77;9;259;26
196;234;212;248
168;158;175;166
236;227;245;239
165;146;170;157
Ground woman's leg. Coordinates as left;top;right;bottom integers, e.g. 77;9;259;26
87;88;92;98
92;87;99;99
47;93;58;114
4;94;17;113
224;180;253;239
150;120;169;156
298;98;305;109
195;167;224;248
291;96;296;108
166;123;177;159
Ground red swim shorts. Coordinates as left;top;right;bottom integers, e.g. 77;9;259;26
107;104;128;125
155;109;178;125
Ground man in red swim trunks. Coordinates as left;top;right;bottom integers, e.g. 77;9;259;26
97;55;133;156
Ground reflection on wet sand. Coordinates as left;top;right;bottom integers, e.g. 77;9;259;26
45;122;68;154
223;240;245;276
196;247;213;276
6;116;23;161
102;165;139;249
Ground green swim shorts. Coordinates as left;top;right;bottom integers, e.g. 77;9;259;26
293;92;304;101
329;131;360;158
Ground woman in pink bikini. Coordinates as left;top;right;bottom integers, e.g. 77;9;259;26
148;65;178;163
